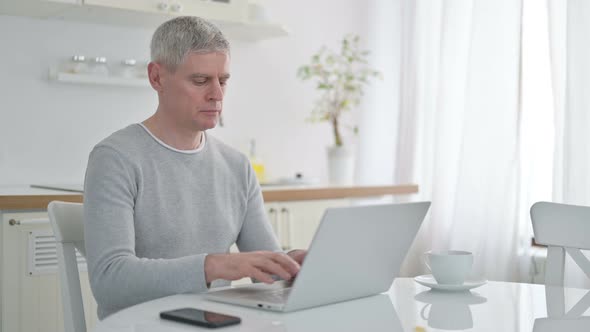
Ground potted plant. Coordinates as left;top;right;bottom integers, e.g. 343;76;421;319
297;34;381;185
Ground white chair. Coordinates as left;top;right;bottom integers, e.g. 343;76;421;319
48;201;87;332
530;201;590;286
533;286;590;332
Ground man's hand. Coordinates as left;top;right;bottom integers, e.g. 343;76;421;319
204;251;301;284
287;249;307;266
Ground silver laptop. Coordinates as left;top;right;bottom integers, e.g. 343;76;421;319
206;201;430;312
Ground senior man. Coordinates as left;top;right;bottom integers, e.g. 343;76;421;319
84;16;306;319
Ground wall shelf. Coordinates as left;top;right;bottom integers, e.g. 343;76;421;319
49;70;151;88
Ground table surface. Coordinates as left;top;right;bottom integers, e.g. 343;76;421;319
92;277;590;332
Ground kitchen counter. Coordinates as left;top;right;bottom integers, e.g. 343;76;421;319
0;184;419;210
260;184;418;201
0;186;83;210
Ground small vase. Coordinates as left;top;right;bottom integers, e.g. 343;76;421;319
326;146;355;185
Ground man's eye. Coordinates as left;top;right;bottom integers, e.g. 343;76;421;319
220;80;228;86
193;80;207;85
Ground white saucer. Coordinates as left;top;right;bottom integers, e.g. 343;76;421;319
414;274;487;291
414;290;487;305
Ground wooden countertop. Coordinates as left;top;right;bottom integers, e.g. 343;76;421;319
261;184;418;202
0;184;418;210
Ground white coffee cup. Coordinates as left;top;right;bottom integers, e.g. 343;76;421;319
424;250;473;285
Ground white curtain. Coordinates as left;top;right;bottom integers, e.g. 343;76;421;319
547;0;590;288
384;0;526;281
360;0;590;286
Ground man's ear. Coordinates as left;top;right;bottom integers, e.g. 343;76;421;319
148;62;165;92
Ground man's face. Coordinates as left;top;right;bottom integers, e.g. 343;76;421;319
157;51;230;131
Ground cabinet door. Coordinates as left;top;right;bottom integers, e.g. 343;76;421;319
282;199;351;250
1;211;98;332
263;200;351;252
169;0;247;22
43;0;80;4
84;0;170;14
83;0;247;21
265;203;289;250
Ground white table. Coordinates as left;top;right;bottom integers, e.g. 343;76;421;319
93;278;590;332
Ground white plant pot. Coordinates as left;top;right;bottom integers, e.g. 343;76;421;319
326;146;355;185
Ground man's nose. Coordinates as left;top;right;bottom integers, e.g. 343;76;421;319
207;80;224;101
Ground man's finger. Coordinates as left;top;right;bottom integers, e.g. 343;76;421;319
258;259;292;281
270;253;301;275
250;268;274;284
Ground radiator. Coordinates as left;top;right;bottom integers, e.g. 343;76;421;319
28;229;87;276
1;216;98;332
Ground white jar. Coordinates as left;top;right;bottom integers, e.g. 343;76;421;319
88;57;109;76
248;3;270;23
136;61;149;78
120;59;137;78
66;55;89;74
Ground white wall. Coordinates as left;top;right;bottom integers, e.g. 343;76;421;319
0;0;372;186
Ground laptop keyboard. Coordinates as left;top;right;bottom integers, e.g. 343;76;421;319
218;287;293;303
255;288;292;303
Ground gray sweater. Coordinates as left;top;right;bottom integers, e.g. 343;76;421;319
83;124;280;319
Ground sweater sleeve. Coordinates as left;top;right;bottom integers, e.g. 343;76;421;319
83;146;208;319
235;162;282;253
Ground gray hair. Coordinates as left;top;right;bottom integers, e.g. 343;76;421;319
150;16;230;70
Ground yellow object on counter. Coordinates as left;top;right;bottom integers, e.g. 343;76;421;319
249;139;266;183
251;162;266;183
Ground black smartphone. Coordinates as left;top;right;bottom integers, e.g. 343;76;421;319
160;307;241;328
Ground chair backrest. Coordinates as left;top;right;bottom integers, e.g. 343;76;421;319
48;201;86;332
530;201;590;286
